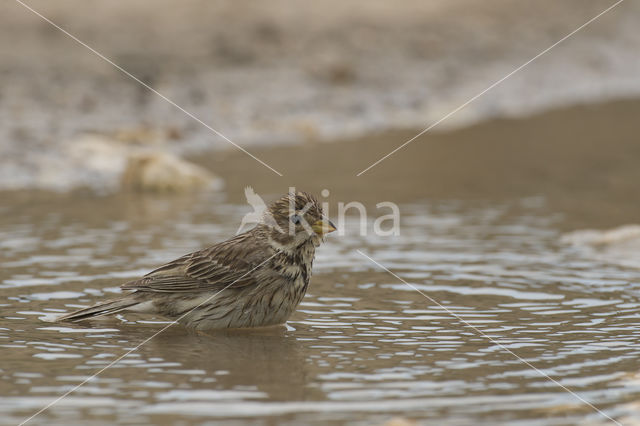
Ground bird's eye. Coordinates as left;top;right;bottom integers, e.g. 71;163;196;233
290;214;302;224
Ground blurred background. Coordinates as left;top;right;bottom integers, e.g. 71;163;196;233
3;1;640;425
1;0;639;205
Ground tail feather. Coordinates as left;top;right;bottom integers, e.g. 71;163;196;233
57;297;140;322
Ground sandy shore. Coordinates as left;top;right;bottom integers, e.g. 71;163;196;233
4;97;639;233
1;0;639;190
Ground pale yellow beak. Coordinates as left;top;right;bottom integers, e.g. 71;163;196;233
312;219;337;236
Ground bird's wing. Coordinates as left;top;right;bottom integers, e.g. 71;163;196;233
121;233;270;293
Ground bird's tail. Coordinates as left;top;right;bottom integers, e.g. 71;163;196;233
57;296;140;322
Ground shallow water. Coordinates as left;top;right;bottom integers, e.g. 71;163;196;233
2;192;640;425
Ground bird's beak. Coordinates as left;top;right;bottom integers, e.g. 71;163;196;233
312;219;337;235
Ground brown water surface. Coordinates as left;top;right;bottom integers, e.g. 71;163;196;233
1;191;640;425
3;102;640;425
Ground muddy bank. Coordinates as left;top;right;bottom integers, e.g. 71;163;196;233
1;0;639;190
199;98;640;230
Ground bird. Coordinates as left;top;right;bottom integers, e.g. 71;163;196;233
57;191;336;330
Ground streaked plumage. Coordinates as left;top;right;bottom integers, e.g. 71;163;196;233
58;191;336;330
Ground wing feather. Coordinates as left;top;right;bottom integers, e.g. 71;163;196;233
121;231;270;293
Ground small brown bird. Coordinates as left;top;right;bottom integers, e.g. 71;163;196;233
58;191;336;330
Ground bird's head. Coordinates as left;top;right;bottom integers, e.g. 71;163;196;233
263;191;336;249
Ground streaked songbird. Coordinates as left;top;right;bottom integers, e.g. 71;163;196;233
58;191;336;330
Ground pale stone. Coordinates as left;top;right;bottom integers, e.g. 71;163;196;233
561;225;640;269
561;225;640;247
381;417;418;426
121;151;223;193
